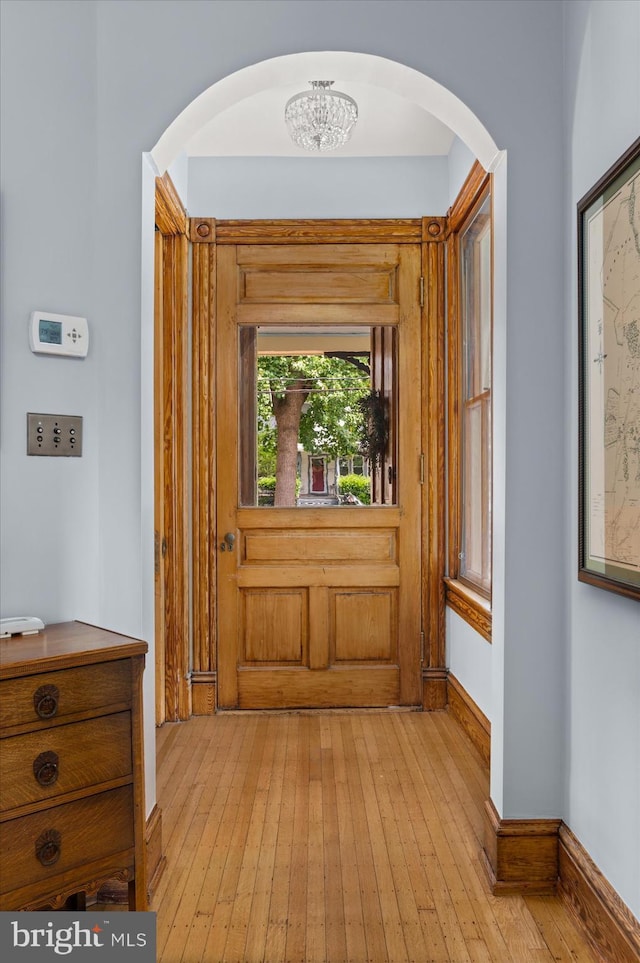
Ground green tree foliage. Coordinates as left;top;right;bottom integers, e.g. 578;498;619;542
257;354;370;464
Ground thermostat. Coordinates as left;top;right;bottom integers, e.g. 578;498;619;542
29;310;89;358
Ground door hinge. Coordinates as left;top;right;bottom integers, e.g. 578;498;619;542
419;276;425;308
420;630;425;664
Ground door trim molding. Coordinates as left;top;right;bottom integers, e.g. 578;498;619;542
421;217;447;708
192;240;217;696
191;218;426;245
156;172;188;236
154;174;191;723
187;218;447;713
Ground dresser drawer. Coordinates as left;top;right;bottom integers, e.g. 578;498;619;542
0;660;132;731
0;785;134;895
0;712;132;811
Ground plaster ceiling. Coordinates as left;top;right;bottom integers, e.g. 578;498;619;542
184;81;456;157
153;52;500;172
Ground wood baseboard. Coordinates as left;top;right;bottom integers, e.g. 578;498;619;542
447;673;490;766
482;798;561;895
191;671;217;715
422;667;448;710
145;804;166;902
559;824;640;963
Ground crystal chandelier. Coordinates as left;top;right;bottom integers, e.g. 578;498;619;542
285;81;358;152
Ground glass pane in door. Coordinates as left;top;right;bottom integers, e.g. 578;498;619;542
238;325;397;508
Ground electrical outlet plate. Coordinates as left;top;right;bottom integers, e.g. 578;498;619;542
27;413;83;456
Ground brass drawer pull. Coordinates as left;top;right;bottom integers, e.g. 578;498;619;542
35;828;61;866
33;750;59;787
33;684;59;719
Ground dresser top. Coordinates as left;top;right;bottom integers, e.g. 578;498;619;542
0;621;148;679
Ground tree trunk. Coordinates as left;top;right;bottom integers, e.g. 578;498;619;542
272;380;311;506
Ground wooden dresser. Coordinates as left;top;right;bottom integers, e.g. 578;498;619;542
0;621;147;911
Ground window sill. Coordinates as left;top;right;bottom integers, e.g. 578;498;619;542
444;578;492;643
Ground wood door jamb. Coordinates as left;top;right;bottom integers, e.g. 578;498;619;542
186;217;447;715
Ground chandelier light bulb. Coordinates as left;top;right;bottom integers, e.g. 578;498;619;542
285;81;358;153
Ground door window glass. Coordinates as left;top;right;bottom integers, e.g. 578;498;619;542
239;326;397;507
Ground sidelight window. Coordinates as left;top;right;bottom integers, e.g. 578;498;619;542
459;193;492;595
446;171;493;638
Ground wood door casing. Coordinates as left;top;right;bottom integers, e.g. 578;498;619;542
154;174;190;724
216;242;423;709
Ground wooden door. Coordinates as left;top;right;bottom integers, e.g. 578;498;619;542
311;457;326;493
216;242;423;709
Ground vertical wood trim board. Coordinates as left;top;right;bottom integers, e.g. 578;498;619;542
192;237;217;690
154;231;166;728
145;804;166;903
447;673;490;767
482;798;561;895
559;824;640;963
421;219;447;710
161;232;191;721
155;175;191;723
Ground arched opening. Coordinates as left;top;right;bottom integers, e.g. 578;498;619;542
141;47;507;805
151;52;501;174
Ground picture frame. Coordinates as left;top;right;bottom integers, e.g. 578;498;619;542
578;137;640;601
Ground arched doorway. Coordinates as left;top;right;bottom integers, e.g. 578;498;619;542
144;51;506;731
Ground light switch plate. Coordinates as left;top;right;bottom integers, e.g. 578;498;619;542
27;413;83;456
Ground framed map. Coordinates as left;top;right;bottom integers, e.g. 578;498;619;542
578;137;640;600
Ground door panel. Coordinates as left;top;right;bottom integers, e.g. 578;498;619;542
244;529;396;563
242;590;307;663
216;242;422;709
332;590;397;662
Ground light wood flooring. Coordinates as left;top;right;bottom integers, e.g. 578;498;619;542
152;710;597;963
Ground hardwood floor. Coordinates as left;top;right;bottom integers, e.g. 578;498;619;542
152;710;597;963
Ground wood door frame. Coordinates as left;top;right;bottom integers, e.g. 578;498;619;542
187;217;447;713
421;217;448;708
154;173;190;722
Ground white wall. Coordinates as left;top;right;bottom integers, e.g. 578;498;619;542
167;152;189;208
447;135;475;207
563;0;640;918
187;156;449;217
446;609;492;720
0;0;100;625
1;0;579;874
